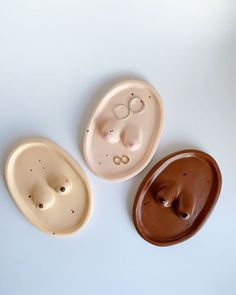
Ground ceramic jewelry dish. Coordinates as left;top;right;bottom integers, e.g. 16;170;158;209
83;80;164;181
5;138;93;236
133;150;222;246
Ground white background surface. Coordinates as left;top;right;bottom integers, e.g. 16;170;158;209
0;1;235;294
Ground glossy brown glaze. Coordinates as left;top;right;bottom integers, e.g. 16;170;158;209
133;150;222;246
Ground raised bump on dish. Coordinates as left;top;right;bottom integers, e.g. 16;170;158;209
121;124;142;151
51;175;72;195
129;97;145;114
100;119;121;143
176;193;195;220
113;104;130;120
31;183;55;210
155;184;178;208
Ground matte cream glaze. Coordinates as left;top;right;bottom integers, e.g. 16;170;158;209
5;138;92;236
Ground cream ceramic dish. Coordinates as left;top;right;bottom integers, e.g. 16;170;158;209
83;80;164;181
5;138;92;236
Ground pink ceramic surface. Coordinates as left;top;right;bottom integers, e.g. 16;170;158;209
83;80;164;181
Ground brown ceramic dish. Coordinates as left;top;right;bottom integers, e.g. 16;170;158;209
133;150;222;246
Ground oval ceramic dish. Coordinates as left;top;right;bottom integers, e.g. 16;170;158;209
5;138;93;236
133;150;222;246
83;80;164;181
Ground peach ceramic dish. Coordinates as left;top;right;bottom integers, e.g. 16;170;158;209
5;138;93;236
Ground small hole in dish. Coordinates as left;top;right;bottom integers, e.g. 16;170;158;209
28;195;31;198
60;187;65;192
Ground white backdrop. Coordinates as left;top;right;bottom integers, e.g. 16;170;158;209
0;1;235;294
